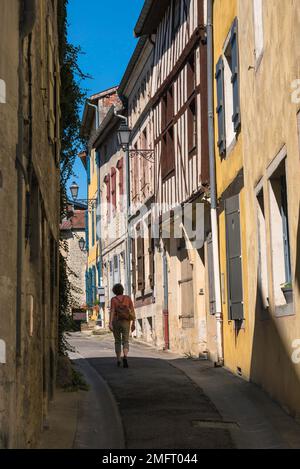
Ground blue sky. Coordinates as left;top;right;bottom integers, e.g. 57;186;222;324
67;0;144;200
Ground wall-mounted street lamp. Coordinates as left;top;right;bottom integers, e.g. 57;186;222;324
69;181;97;209
78;237;86;252
117;122;155;163
70;181;79;201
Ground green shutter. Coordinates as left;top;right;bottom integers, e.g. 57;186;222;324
231;18;241;132
215;56;226;156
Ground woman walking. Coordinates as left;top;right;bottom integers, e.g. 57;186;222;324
109;283;136;368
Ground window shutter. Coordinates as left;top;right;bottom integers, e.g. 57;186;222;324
105;174;111;222
231;18;241;133
215;56;226;156
91;206;95;246
97;261;101;287
111;167;117;212
92;266;97;303
207;234;216;315
87;156;91;185
137;233;145;291
131;237;137;295
85;211;89;253
225;195;244;321
117;158;124;212
85;271;89;306
148;218;155;290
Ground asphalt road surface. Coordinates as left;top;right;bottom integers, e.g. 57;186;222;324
70;333;234;449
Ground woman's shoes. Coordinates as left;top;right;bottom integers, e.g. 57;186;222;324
123;357;129;368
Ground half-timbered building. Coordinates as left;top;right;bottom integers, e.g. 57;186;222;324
132;0;212;356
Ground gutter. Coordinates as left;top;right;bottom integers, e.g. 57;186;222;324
207;0;224;366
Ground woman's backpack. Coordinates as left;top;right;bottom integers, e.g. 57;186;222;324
115;297;131;321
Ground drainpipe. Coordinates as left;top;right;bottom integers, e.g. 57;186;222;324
114;108;132;297
207;0;224;366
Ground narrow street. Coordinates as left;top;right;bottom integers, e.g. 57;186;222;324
69;333;233;450
40;332;300;450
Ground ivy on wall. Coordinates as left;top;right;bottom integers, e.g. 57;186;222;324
57;0;89;355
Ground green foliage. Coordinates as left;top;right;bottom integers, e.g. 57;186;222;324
57;0;89;355
64;368;90;393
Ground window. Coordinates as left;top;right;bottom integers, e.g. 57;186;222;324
167;86;174;126
137;225;145;292
256;188;269;310
216;18;241;157
161;127;175;180
172;0;181;35
188;99;197;154
148;216;155;290
187;52;196;99
253;0;264;63
161;93;168;130
269;159;293;310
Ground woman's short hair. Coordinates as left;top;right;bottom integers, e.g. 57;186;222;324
112;283;124;296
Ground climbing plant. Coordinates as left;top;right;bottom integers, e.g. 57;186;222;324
57;0;89;355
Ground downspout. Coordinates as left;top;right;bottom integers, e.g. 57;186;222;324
207;0;224;366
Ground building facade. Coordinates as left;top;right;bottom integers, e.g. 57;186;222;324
0;0;60;448
80;88;122;327
118;37;157;344
132;0;211;356
60;202;87;323
213;0;300;418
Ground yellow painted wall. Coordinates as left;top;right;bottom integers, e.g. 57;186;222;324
88;149;98;268
238;0;300;417
213;0;252;379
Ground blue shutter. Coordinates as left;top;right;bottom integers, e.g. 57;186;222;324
89;269;93;306
231;18;241;133
92;206;95;246
87;156;91;185
85;271;89;305
92;266;97;303
97;261;101;287
215;56;226;156
85;210;89;253
96;151;100;167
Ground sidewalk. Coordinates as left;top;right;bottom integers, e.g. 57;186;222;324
170;357;300;449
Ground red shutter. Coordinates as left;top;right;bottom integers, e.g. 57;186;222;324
111;167;117;212
104;174;111;222
117;158;124;211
